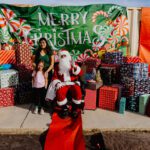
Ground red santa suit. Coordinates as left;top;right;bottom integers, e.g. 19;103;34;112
52;51;83;107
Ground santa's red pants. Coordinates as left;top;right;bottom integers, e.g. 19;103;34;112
56;84;82;106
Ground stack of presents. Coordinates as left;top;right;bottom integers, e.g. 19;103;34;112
82;51;150;117
0;45;150;118
0;43;33;107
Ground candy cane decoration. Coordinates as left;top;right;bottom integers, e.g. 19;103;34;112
121;36;129;44
70;49;81;61
84;49;93;55
112;15;129;36
18;18;31;37
0;8;20;32
108;35;120;48
92;10;108;23
76;53;90;63
108;5;124;17
84;49;99;58
92;36;106;51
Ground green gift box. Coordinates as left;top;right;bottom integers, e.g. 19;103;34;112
139;94;150;115
119;97;126;114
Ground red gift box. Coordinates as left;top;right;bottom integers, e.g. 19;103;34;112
0;50;16;65
84;89;97;110
0;88;15;107
15;43;32;66
85;57;101;73
123;56;142;63
98;86;118;111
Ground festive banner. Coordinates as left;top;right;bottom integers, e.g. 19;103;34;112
139;8;150;72
0;4;129;57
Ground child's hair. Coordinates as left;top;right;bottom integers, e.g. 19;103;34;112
35;61;45;72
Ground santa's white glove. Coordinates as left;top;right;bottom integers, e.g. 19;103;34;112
75;81;80;86
72;60;76;68
56;82;65;90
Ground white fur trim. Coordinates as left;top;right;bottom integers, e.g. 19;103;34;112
72;66;81;75
75;81;80;86
57;98;67;106
81;100;84;102
59;50;71;61
45;81;57;101
72;99;82;104
59;50;70;56
63;71;71;81
53;79;61;87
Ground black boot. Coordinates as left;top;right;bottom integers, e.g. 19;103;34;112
71;103;81;119
58;105;69;119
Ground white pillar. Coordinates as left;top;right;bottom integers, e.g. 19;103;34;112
130;9;141;56
127;9;132;55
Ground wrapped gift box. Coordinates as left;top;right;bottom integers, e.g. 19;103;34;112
119;97;126;114
121;77;135;97
134;78;150;97
0;88;15;107
120;63;148;79
141;63;149;79
123;56;142;63
103;51;123;64
112;84;123;100
100;66;118;85
0;50;16;65
15;43;32;66
121;77;150;97
146;97;150;117
126;96;139;112
86;81;103;90
85;57;101;73
84;89;97;110
0;69;18;88
98;86;118;111
120;63;141;79
139;94;150;115
101;63;121;80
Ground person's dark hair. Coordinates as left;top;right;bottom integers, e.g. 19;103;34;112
34;61;46;77
35;37;52;65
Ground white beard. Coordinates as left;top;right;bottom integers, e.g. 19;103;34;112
59;58;71;74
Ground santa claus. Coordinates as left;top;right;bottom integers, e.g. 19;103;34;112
46;49;83;118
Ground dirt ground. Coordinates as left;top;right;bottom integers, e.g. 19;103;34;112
0;131;150;150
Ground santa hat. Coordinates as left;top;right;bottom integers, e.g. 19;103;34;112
58;49;71;60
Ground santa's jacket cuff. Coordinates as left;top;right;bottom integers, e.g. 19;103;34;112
52;79;61;87
72;66;81;75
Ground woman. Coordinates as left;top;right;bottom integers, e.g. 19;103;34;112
32;37;54;83
32;38;54;114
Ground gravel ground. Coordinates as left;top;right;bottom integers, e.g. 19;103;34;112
0;131;150;150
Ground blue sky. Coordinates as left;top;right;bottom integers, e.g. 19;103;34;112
0;0;150;7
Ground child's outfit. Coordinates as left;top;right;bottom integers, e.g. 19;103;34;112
32;70;46;115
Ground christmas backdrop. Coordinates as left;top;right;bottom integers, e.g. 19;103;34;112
0;4;129;58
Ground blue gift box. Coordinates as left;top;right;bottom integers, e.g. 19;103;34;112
104;51;123;64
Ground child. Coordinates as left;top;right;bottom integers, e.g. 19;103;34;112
32;61;48;115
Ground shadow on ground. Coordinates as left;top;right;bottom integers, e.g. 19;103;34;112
0;131;150;150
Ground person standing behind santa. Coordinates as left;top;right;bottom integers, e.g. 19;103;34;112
48;49;83;119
